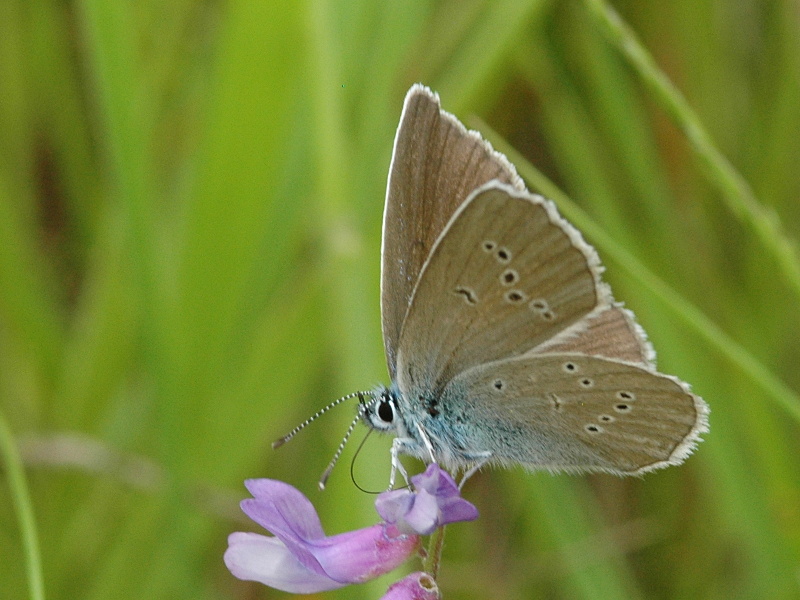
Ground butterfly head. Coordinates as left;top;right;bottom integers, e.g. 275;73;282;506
360;384;445;471
359;386;406;436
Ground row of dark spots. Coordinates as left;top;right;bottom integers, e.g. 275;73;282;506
482;240;511;263
615;390;634;413
452;284;526;306
586;392;636;434
456;241;556;321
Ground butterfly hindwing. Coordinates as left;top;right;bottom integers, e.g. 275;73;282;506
440;353;708;474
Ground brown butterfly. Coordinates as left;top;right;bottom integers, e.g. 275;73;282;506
278;84;708;486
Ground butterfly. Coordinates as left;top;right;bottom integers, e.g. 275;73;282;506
278;84;708;486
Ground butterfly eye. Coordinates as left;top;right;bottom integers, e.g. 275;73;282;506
377;399;395;423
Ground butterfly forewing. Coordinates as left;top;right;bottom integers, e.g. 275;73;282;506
381;85;524;378
395;183;609;392
445;353;707;474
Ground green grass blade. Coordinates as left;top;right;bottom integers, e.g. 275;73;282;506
582;0;800;301
0;412;45;600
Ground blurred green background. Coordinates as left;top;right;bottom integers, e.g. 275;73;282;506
2;0;800;598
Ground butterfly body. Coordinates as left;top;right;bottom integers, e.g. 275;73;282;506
358;84;708;477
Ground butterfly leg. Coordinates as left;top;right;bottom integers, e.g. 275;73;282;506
458;451;492;489
389;437;413;489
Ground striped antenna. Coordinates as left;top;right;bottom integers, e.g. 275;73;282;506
319;413;361;490
272;391;375;488
272;391;371;449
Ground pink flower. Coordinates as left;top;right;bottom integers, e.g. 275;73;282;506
381;571;440;599
224;479;419;593
224;465;478;594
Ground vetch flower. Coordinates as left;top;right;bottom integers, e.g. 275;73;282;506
376;464;479;535
224;479;419;593
381;571;440;600
224;464;479;594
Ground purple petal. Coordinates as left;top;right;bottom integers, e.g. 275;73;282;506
399;488;441;535
411;464;460;499
435;494;479;526
240;479;328;576
242;479;325;541
413;465;479;525
224;532;344;593
375;489;414;527
228;479;420;589
307;524;420;583
444;500;478;524
375;465;478;534
381;572;440;600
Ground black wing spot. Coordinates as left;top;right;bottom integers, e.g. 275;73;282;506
529;298;555;320
501;269;519;286
505;290;526;304
495;247;512;263
530;298;548;310
453;286;478;305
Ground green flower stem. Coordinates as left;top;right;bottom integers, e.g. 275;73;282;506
422;525;447;582
583;0;800;300
0;414;45;600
